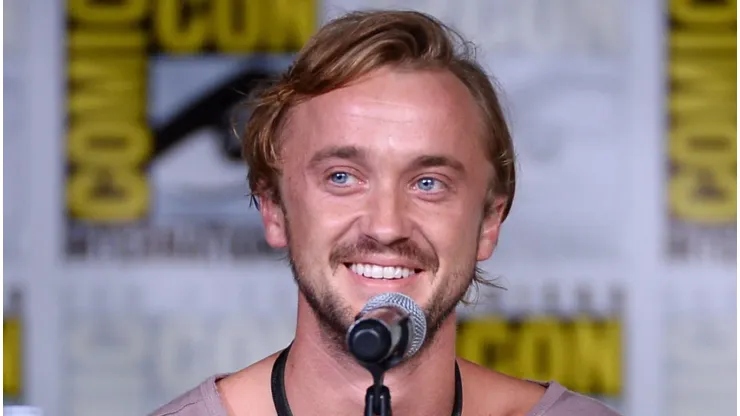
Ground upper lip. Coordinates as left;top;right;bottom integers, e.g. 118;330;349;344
343;257;425;271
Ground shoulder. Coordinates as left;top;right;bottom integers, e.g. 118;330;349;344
147;375;226;416
531;386;622;416
457;359;547;415
456;359;621;416
215;351;280;415
147;352;281;416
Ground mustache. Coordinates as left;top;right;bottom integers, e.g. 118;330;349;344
329;236;439;273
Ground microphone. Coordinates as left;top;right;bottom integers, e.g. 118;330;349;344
346;292;427;368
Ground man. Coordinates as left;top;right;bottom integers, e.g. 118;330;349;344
151;9;621;416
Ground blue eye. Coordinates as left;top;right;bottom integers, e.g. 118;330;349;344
416;177;442;192
329;171;354;185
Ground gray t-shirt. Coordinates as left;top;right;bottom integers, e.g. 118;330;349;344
149;374;621;416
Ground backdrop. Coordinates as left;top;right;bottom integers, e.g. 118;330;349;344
3;0;736;415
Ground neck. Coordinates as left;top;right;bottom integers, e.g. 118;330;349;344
283;294;459;416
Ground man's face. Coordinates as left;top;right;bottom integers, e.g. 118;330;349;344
259;67;506;347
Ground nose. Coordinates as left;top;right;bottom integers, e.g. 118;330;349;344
360;186;412;245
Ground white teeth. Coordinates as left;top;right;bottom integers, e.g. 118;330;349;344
349;263;416;279
371;265;383;278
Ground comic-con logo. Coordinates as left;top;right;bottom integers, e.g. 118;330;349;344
64;0;317;259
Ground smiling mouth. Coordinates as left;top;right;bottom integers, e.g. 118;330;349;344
345;263;423;280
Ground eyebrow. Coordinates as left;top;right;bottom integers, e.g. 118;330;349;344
307;145;466;175
308;145;367;169
409;155;466;175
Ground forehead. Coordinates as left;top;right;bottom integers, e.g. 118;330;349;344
283;68;487;165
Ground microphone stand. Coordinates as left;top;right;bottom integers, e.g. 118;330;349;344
364;363;393;416
359;330;408;416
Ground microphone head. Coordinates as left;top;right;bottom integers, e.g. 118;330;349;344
360;292;427;358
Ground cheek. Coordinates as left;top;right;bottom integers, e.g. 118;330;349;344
282;183;360;249
298;193;359;228
412;204;483;257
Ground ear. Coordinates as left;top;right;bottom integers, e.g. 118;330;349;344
258;194;288;249
476;195;508;261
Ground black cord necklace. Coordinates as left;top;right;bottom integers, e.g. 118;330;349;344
271;343;463;416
